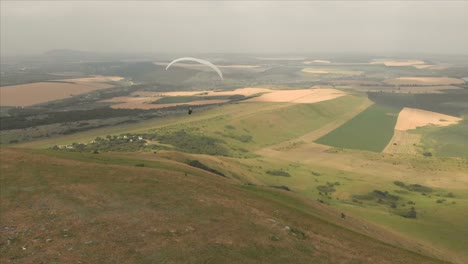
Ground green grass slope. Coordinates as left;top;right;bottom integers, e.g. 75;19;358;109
417;118;468;157
0;148;445;264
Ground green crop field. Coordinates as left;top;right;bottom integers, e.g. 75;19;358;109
315;104;401;152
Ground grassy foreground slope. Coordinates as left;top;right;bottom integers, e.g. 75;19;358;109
0;148;445;264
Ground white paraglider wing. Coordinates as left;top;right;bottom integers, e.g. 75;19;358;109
165;57;223;80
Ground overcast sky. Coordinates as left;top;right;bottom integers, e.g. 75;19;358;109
1;1;468;56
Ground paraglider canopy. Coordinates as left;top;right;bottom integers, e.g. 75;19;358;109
166;57;223;80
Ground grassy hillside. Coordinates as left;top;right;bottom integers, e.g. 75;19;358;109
315;104;400;151
6;91;468;263
0;148;446;263
417;118;468;157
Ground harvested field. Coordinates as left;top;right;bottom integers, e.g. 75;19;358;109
108;87;345;109
384;77;464;86
383;130;422;154
101;96;156;104
304;60;331;64
301;69;329;74
246;88;346;103
413;65;448;70
370;60;425;67
0;75;123;106
395;107;462;131
301;68;362;75
330;80;382;86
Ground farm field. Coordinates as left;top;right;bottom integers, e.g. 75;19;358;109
383;130;421;154
0;76;124;106
370;59;425;67
102;87;346;109
394;107;462;131
383;77;464;86
246;88;345;103
315;104;400;152
301;68;363;76
5;87;468;263
2;52;468;264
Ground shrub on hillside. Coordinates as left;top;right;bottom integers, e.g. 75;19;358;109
266;170;291;177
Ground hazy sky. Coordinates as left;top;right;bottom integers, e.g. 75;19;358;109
1;1;468;56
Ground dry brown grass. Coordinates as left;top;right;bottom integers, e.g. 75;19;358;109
0;75;123;106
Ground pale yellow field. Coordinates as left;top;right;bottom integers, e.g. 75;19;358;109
246;88;346;103
101;96;156;103
301;69;329;74
303;60;331;64
383;130;422;154
370;60;425;67
0;76;123;106
106;87;346;109
384;77;464;86
330;80;382;86
134;91;208;97
413;64;449;70
301;68;362;75
395;107;462;131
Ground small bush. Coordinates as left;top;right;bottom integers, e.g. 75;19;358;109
289;227;307;240
317;185;336;193
445;192;455;198
399;207;417;219
266;170;291;177
271;185;291;191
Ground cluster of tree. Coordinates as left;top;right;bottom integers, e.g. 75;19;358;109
266;169;291;177
53;133;158;152
157;130;230;156
1;107;150;130
393;181;433;193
